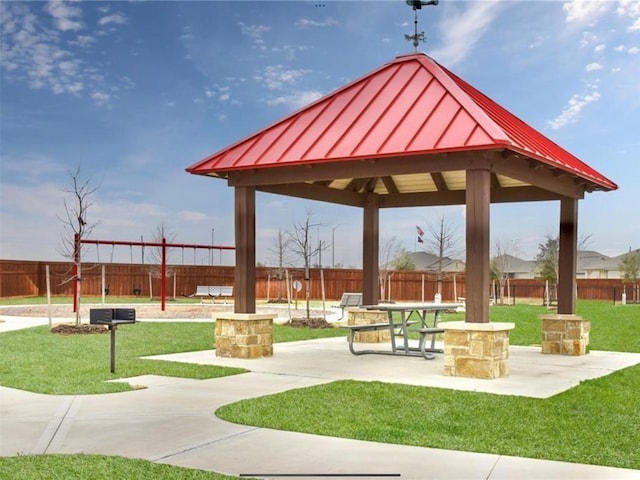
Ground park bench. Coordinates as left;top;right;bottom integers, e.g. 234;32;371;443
335;292;363;319
191;286;233;304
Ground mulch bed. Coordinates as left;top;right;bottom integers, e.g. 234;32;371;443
50;324;109;335
284;317;333;329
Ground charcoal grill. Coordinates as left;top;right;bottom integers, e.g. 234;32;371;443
90;308;136;373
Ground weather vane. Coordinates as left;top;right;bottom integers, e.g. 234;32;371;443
404;0;439;51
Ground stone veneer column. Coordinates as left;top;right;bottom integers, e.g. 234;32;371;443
442;322;515;379
347;309;390;343
214;313;275;358
540;314;590;356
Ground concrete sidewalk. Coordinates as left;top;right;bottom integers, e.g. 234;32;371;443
2;371;639;480
2;317;640;479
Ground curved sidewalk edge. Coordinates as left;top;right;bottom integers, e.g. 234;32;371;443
1;372;639;480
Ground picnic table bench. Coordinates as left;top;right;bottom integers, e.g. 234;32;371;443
343;303;463;360
191;286;233;304
341;321;418;356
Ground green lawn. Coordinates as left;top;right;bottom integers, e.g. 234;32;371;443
215;301;640;470
0;454;252;479
1;300;639;470
0;321;344;394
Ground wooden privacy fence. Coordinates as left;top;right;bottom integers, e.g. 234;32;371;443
0;259;636;303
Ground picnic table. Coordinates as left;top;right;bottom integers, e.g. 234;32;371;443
342;303;463;360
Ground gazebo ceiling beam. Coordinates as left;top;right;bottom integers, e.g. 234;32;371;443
430;172;448;191
257;183;365;207
378;186;562;208
227;151;497;188
491;155;585;199
260;183;563;209
381;176;399;194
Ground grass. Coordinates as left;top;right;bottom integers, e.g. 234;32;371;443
0;454;252;479
2;300;639;470
217;366;640;469
215;300;640;470
411;300;640;352
0;321;344;394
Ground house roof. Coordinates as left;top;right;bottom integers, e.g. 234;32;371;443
577;250;621;272
491;254;536;274
187;53;616;206
409;251;465;272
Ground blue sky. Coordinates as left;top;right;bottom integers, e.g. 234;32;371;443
1;0;638;267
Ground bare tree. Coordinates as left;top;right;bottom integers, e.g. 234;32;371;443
379;235;404;302
148;221;177;279
423;210;460;295
56;166;101;325
287;208;327;320
267;228;293;302
56;166;101;261
490;239;520;304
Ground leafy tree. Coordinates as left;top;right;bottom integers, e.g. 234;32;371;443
619;249;640;283
391;248;415;271
535;235;559;283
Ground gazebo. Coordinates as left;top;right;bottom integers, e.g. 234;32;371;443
187;53;617;376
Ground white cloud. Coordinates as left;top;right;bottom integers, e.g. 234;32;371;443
594;43;606;54
614;44;640;54
579;31;599;48
428;2;502;66
617;0;640;31
295;17;338;28
238;22;271;51
257;64;309;90
563;0;609;24
1;154;68;178
547;86;601;130
0;3;126;107
585;62;604;71
45;0;83;32
98;13;127;26
267;90;323;109
71;35;95;47
91;91;112;106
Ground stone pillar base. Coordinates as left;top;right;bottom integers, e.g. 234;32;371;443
442;322;515;379
540;314;590;356
347;309;390;343
214;313;275;358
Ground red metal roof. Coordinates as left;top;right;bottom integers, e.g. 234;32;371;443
187;53;616;191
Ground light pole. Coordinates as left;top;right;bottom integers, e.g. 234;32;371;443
214;228;216;265
332;225;340;268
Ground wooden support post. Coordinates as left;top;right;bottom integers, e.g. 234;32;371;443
465;169;490;323
161;237;167;311
362;194;379;305
235;186;256;313
558;197;578;314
